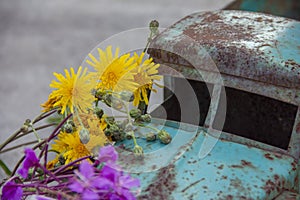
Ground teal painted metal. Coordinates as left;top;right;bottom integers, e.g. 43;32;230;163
149;10;300;90
124;10;300;199
117;119;298;199
224;0;300;20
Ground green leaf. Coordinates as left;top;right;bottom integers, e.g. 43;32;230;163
47;113;64;125
0;160;12;176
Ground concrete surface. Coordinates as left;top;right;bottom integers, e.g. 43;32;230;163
0;0;233;179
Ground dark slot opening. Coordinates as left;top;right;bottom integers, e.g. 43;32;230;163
212;86;298;149
151;77;212;126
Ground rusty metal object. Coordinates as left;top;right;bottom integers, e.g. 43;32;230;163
148;10;300;91
118;118;298;199
141;10;300;199
224;0;300;21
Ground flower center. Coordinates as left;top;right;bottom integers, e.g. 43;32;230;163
104;72;118;88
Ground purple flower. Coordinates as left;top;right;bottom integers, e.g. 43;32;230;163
35;195;56;200
97;145;118;164
69;160;105;199
1;180;23;200
18;148;40;179
100;165;140;200
68;147;140;200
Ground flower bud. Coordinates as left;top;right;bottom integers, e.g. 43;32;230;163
94;107;104;119
62;123;74;133
140;114;152;123
58;155;65;165
111;97;123;110
104;129;112;137
157;130;172;144
79;127;90;144
21;124;29;133
133;145;144;157
146;132;156;141
129;108;142;119
112;131;125;141
103;94;112;106
149;20;159;35
94;89;106;100
119;91;134;102
105;117;115;124
125;123;134;132
21;119;31;133
109;124;119;133
125;131;134;140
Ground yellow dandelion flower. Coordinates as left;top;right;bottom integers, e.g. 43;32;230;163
86;46;139;92
41;66;95;115
49;122;109;165
46;156;59;169
85;134;110;154
132;52;162;106
51;130;91;164
74;112;107;132
41;93;61;113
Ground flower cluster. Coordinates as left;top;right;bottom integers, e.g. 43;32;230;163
0;21;173;200
69;146;140;199
1;146;140;200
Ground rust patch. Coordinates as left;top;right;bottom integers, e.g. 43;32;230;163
181;178;205;193
296;122;300;133
241;160;255;168
264;153;274;160
262;175;284;195
230;164;243;169
291;160;297;171
226;195;233;200
217;164;224;170
230;160;256;169
138;164;178;199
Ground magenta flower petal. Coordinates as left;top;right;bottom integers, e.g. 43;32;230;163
97;145;118;163
17;148;40;179
1;180;23;200
119;174;140;189
79;160;94;179
81;189;99;200
35;195;56;200
92;177;113;190
68;180;85;193
119;189;137;200
100;165;119;184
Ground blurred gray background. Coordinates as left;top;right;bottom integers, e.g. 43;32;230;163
0;0;233;179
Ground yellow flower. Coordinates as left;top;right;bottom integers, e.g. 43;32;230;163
132;52;162;106
51;131;90;164
41;66;95;115
50;124;109;165
41;93;61;113
74;112;107;132
86;46;139;92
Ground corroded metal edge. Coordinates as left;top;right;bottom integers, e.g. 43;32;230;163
149;10;300;90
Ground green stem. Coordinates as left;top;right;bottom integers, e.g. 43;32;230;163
10;115;71;177
0;128;22;152
0;110;56;152
15;123;56;140
143;31;153;53
131;132;138;146
0;140;41;154
74;109;84;127
0;160;12;176
136;123;160;132
10;140;46;177
30;124;42;143
32;109;57;124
